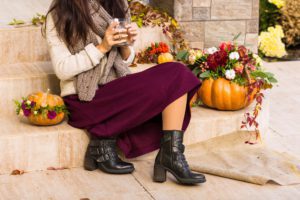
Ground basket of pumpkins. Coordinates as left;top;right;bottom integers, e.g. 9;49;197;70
14;89;69;126
176;42;277;111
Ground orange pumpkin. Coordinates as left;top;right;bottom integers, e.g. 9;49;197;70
198;78;257;111
157;53;174;64
26;91;66;126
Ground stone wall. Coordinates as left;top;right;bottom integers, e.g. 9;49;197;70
150;0;259;52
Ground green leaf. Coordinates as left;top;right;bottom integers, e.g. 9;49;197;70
176;50;189;61
232;32;242;41
200;71;211;79
8;18;25;26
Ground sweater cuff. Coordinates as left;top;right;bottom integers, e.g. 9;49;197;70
123;46;135;64
84;43;104;66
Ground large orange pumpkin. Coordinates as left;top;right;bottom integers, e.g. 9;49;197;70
27;91;66;126
198;78;257;111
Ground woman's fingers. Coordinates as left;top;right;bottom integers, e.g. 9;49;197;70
113;29;127;36
112;38;128;45
113;33;128;41
128;30;138;36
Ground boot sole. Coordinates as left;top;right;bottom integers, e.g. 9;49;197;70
154;165;206;184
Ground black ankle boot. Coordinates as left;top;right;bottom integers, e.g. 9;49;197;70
84;138;134;174
153;130;206;184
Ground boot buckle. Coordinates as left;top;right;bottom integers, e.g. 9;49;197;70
96;154;110;163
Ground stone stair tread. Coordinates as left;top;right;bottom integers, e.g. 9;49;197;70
1;105;247;138
0;114;75;138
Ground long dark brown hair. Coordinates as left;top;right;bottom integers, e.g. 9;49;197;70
44;0;128;48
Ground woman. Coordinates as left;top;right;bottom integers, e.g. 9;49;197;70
44;0;206;185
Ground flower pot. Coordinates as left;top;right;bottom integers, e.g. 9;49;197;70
198;78;257;111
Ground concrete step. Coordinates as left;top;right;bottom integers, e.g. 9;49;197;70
0;62;156;115
0;97;269;175
0;25;169;65
0;62;60;115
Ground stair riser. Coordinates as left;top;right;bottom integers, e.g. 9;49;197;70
0;64;151;115
0;102;269;174
0;27;50;65
0;75;60;115
0;26;168;65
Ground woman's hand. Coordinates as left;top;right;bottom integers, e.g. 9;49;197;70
97;21;128;54
125;23;138;46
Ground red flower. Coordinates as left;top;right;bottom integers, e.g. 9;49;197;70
47;111;57;120
219;42;234;52
207;50;228;71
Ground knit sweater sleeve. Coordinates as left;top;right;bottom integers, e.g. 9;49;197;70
45;15;105;81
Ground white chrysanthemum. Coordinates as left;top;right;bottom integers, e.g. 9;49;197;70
188;55;196;64
26;100;31;105
229;52;240;60
33;111;38;115
225;69;236;80
207;47;218;54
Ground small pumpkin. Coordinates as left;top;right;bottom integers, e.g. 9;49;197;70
26;91;66;126
14;90;68;126
198;78;257;111
157;53;174;64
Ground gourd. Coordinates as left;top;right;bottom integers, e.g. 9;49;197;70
198;78;257;111
25;91;66;126
157;53;174;64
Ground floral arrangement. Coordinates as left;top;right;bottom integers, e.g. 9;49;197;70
260;0;299;58
14;90;69;126
15;97;68;119
14;98;68;120
177;41;277;132
136;42;171;63
259;25;287;58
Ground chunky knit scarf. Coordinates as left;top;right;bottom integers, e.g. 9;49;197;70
53;0;132;101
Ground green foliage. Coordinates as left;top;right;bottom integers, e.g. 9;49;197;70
8;18;25;26
251;70;278;84
259;0;281;32
176;50;189;61
31;13;46;26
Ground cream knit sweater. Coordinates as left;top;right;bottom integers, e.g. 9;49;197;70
45;15;135;97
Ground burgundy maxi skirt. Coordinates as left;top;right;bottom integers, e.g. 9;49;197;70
63;62;201;158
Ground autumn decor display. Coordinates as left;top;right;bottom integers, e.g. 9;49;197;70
128;1;188;51
14;90;69;126
137;42;174;64
176;41;277;131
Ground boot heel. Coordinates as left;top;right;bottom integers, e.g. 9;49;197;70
153;165;167;182
84;156;97;171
